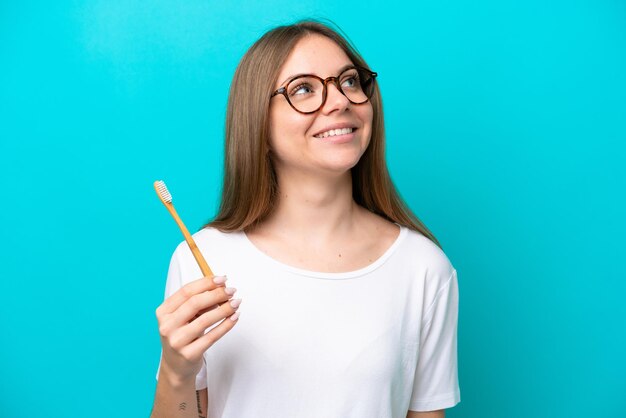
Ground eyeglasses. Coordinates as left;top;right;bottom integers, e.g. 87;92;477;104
270;66;378;114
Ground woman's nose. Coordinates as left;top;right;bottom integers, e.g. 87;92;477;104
320;80;350;114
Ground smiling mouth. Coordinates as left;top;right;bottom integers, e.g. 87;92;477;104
313;127;356;139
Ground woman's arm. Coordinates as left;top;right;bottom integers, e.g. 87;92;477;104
150;368;208;418
151;365;202;418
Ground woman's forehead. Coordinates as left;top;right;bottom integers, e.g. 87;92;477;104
277;35;353;82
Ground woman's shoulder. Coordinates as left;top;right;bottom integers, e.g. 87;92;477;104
399;226;456;280
168;226;247;279
360;210;454;276
171;226;243;257
194;225;238;240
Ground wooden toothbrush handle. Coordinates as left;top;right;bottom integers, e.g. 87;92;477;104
165;202;214;278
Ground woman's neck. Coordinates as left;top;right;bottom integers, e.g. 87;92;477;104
252;169;363;244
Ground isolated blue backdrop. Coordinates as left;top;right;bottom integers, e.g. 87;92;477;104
1;1;625;417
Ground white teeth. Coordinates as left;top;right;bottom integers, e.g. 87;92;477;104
315;127;354;138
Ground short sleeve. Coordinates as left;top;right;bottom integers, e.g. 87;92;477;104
408;269;460;411
155;245;208;390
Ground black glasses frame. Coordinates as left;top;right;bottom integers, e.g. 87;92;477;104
270;66;378;114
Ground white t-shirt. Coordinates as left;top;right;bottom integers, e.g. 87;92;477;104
157;224;460;417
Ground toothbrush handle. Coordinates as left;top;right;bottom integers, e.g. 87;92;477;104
164;202;214;278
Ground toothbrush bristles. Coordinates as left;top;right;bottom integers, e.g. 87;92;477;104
155;180;172;203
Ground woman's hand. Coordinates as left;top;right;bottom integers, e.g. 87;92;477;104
155;275;241;385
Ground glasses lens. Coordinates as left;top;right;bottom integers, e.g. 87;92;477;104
358;68;376;99
286;76;324;113
339;68;367;104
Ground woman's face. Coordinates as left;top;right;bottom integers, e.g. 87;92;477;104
268;34;373;177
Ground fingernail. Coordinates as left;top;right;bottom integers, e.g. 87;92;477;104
213;275;227;285
230;311;240;321
224;287;237;296
230;298;242;309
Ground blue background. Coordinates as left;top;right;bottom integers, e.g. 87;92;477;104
1;1;625;417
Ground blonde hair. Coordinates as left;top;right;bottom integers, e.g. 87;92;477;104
205;20;442;249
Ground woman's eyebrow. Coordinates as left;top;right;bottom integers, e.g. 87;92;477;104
278;64;355;86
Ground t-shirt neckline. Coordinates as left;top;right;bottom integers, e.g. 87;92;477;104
238;223;408;279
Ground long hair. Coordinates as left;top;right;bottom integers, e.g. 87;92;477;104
205;20;442;249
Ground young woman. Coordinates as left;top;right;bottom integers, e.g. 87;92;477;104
151;20;460;418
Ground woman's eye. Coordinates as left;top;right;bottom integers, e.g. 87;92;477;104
290;84;313;96
341;76;358;88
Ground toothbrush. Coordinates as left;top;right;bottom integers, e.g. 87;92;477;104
153;180;214;278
